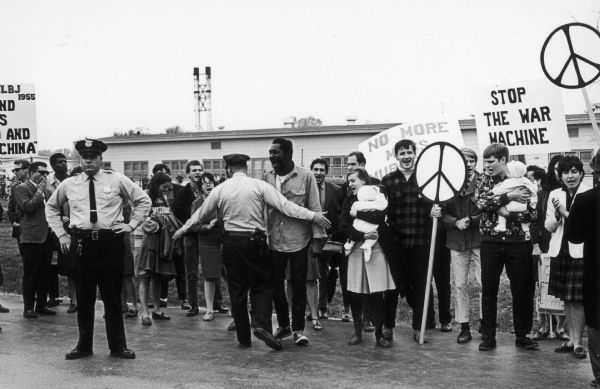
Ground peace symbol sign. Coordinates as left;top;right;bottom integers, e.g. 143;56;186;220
414;142;467;204
540;23;600;89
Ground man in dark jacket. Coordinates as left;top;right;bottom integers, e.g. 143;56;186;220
14;161;55;318
567;185;600;386
441;148;482;343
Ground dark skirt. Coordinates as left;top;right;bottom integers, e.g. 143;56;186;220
198;241;223;280
548;253;584;302
57;251;77;277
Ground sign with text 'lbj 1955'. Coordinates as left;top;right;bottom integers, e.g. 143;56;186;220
473;79;571;155
0;83;38;159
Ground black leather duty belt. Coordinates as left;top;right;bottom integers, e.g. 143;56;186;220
223;231;254;238
71;228;116;241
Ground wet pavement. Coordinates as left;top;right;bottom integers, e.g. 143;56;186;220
0;294;593;388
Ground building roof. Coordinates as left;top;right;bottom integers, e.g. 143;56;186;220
99;113;600;145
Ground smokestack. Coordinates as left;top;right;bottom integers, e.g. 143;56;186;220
193;68;201;131
205;66;213;132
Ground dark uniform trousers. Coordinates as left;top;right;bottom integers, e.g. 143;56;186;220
399;244;436;331
21;233;53;311
223;235;273;345
73;234;127;352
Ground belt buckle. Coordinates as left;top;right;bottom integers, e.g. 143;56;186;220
91;230;99;241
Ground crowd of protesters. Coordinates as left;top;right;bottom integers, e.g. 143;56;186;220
0;137;598;385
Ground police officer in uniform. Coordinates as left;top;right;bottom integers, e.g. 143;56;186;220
174;154;331;350
46;139;151;360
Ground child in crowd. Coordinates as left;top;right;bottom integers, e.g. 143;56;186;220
492;160;538;233
344;185;387;261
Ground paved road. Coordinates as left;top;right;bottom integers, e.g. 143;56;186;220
0;294;593;388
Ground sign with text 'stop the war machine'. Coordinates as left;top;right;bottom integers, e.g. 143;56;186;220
472;79;571;155
0;83;38;159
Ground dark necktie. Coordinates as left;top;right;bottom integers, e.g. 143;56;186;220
89;177;98;223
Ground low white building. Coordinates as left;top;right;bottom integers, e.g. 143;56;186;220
98;114;599;181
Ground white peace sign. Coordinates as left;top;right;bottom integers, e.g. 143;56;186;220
414;142;467;204
541;23;600;89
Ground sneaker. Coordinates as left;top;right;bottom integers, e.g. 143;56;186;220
515;337;539;350
293;331;309;346
274;326;292;340
180;299;191;310
478;338;497;351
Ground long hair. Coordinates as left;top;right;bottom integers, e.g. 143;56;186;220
546;154;563;191
148;172;171;203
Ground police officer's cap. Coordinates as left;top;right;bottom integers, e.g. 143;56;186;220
75;138;108;157
223;153;250;166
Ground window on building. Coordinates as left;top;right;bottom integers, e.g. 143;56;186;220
567;127;579;138
321;155;348;179
203;159;226;178
124;161;149;181
548;149;594;173
162;159;188;178
249;158;271;179
210;142;222;150
101;161;112;170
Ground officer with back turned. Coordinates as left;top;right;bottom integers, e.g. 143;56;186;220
174;154;331;350
46;138;151;360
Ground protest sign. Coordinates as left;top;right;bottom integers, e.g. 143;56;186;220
473;79;571;155
357;118;464;180
0;83;37;159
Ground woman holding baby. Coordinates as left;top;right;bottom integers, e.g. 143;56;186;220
546;155;591;359
339;168;396;347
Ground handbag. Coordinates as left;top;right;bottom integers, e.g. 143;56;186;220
321;240;344;254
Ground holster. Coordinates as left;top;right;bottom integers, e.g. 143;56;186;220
251;228;268;257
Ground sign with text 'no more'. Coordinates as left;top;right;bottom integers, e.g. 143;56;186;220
473;79;571;155
0;83;37;159
357;119;465;180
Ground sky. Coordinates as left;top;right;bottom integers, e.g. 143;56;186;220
1;0;600;149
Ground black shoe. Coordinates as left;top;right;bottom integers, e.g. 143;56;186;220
457;329;472;344
479;338;497;351
440;323;453;332
152;311;170;320
318;309;328;320
532;330;550;341
213;305;230;314
363;321;375;333
349;333;362;345
293;331;309;346
305;313;313;321
35;307;56;315
23;310;38;319
253;328;282;350
238;341;251;348
47;298;61;308
0;304;9;313
515;337;539;350
110;348;136;359
227;320;236;331
554;342;574;353
159;299;168;308
382;327;393;340
186;307;199;317
376;337;392;348
574;346;588;359
65;347;93;360
273;326;292;340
